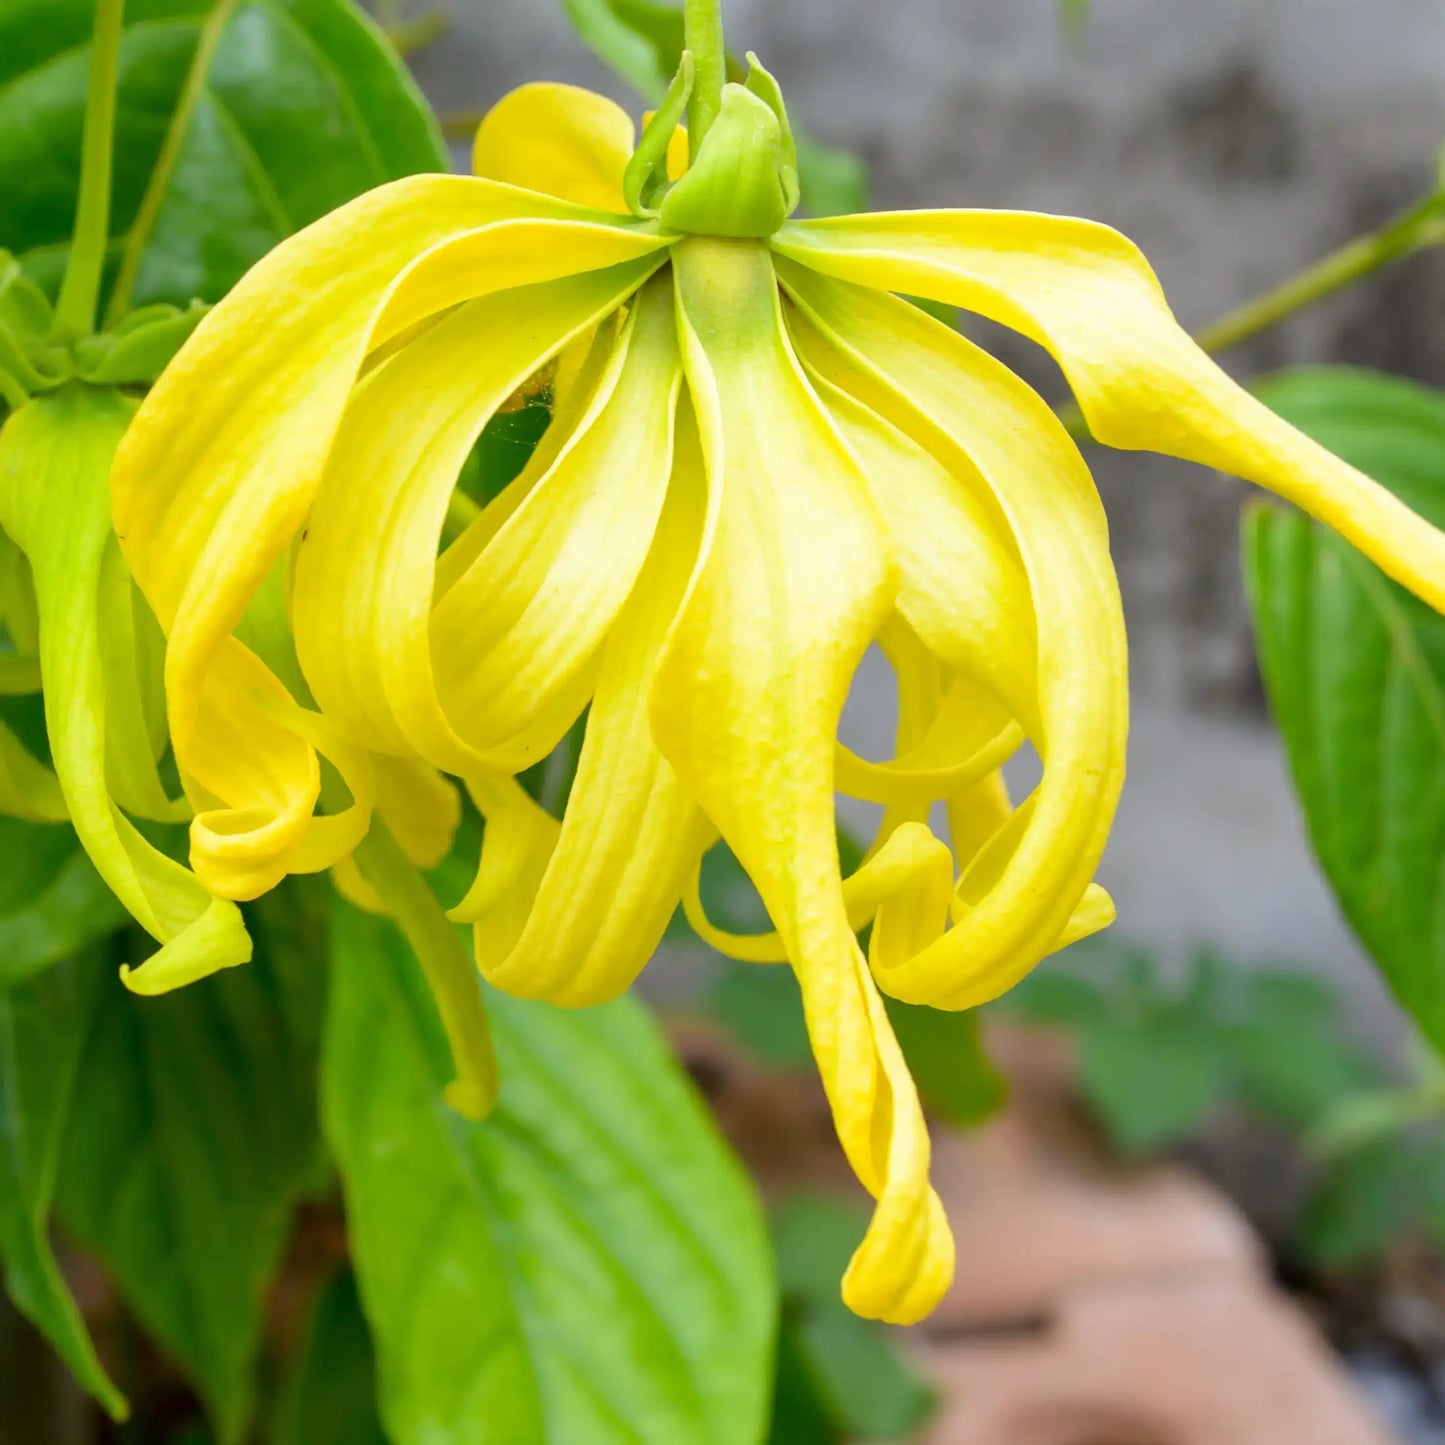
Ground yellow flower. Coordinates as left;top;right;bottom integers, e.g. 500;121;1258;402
110;74;1445;1325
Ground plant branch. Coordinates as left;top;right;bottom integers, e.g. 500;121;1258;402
54;0;126;340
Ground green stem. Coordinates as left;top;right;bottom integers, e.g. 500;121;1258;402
350;818;499;1120
1059;189;1445;440
684;0;726;159
53;0;125;341
1195;193;1445;354
105;0;237;328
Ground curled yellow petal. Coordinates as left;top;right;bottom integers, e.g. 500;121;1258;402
660;236;950;1324
775;211;1445;614
113;179;665;900
474;420;713;1007
0;388;250;992
778;263;1126;1010
291;259;666;778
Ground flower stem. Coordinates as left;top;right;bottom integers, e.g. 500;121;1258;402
54;0;125;342
350;818;499;1120
684;0;726;160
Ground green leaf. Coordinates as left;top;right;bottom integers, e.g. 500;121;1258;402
0;0;444;313
271;1271;387;1445
53;887;328;1444
770;1195;936;1441
0;817;126;990
1244;368;1445;1055
1079;1017;1229;1154
324;896;774;1445
0;949;126;1420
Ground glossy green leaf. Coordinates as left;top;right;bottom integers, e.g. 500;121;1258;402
271;1270;387;1445
0;0;444;313
0;817;125;990
1244;368;1445;1055
53;887;328;1444
0;949;126;1420
324;896;774;1445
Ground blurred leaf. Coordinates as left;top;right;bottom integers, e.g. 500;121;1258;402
0;0;444;310
770;1195;936;1442
1058;0;1089;38
0;817;125;990
0;949;126;1419
1079;1017;1229;1154
711;960;813;1069
885;999;1006;1128
324;895;774;1445
54;887;329;1444
272;1271;387;1445
769;1319;840;1445
1297;1137;1421;1267
1244;369;1445;1056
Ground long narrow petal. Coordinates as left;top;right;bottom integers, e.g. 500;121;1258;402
112;183;669;899
778;264;1126;1010
431;277;683;767
291;260;666;778
478;418;713;1007
775;212;1445;613
0;389;250;991
660;237;950;1324
472;82;636;212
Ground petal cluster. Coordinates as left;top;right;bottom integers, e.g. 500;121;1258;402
103;83;1445;1323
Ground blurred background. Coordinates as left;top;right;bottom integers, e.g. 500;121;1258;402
409;0;1445;1037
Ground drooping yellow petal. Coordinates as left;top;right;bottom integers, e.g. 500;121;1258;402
0;388;250;992
472;82;635;213
778;264;1126;1010
775;212;1445;614
430;277;683;768
660;236;950;1324
112;182;666;900
291;259;666;778
475;417;713;1007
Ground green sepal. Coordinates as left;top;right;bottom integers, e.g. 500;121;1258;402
624;50;694;218
74;300;209;387
741;53;800;214
659;82;799;238
0;254;54;349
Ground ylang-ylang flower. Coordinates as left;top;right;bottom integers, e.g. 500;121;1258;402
107;56;1445;1323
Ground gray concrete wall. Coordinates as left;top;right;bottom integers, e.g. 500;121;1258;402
410;1;1445;1036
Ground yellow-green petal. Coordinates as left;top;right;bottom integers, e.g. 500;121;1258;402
0;388;250;991
779;264;1126;1011
660;236;951;1324
775;211;1445;614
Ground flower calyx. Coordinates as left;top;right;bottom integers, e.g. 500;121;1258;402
0;250;208;414
625;52;801;239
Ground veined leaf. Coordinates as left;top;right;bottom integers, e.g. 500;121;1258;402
324;896;774;1445
53;887;328;1444
1244;368;1445;1054
0;949;126;1420
0;0;445;312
